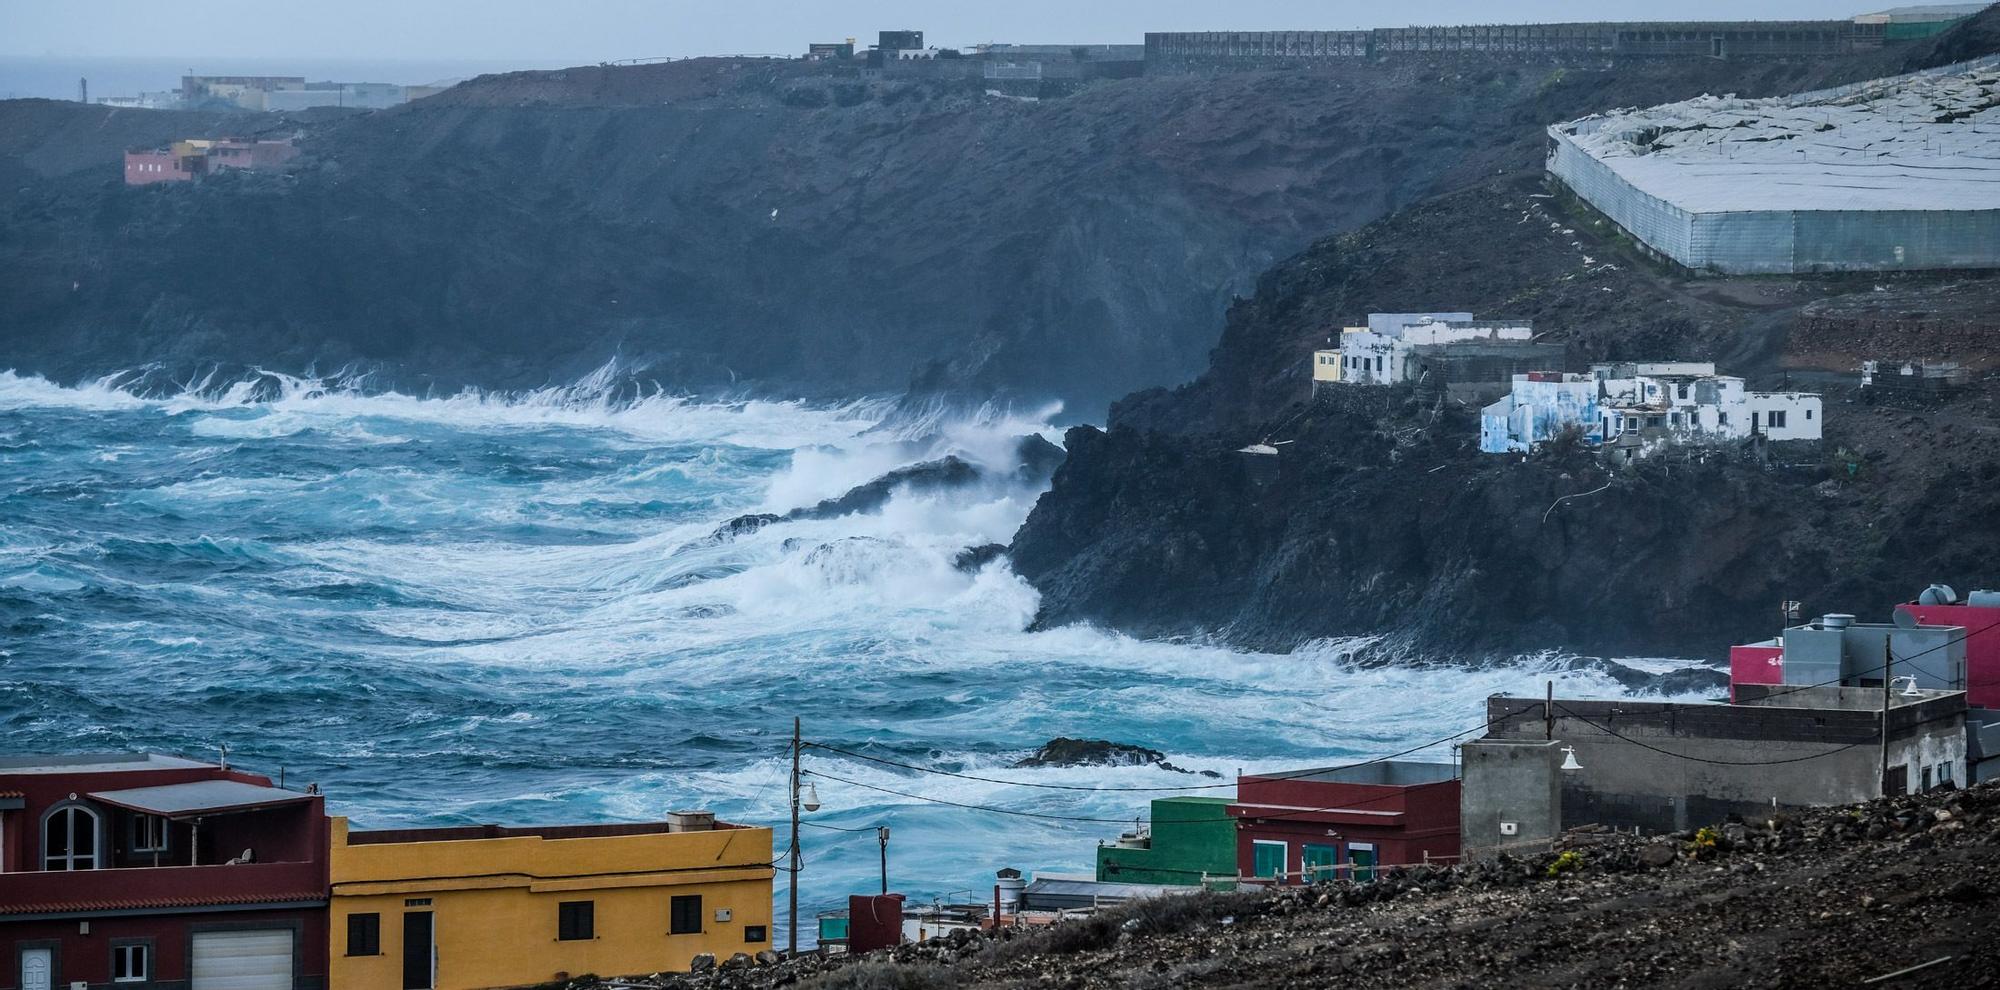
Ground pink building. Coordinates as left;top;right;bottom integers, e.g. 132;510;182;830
1900;587;2000;710
123;150;194;185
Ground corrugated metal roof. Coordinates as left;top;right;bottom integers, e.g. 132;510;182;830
1557;56;2000;214
89;779;312;818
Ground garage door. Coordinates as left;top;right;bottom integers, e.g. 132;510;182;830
192;929;295;990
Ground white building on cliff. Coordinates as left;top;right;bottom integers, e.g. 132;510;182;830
1480;362;1821;458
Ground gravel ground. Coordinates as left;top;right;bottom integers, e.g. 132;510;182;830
564;781;2000;989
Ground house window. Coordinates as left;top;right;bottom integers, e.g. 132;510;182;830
1375;356;1383;373
1769;411;1787;429
1677;384;1689;400
113;942;149;983
670;895;704;935
1718;411;1729;426
1922;765;1934;791
559;900;595;941
348;912;382;956
745;925;769;943
1805;409;1813;420
43;804;100;870
132;813;169;854
1646;416;1662;428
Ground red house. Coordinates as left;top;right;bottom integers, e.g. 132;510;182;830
0;753;328;990
1227;761;1460;884
1900;589;2000;710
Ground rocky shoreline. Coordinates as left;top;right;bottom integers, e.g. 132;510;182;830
552;780;2000;989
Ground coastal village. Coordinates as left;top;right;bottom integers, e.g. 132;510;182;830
2;575;1994;987
7;4;2000;989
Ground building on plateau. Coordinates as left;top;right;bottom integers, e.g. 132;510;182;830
123;138;300;186
1548;55;2000;274
1314;313;1562;398
0;753;331;990
328;811;774;988
1094;797;1237;885
1227;762;1461;884
1478;361;1821;458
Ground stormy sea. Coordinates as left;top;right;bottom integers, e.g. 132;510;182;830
0;367;1709;929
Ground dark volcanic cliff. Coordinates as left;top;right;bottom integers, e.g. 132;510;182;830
0;50;1925;411
1011;14;2000;660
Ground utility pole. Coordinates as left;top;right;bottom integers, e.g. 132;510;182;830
1545;680;1554;740
1880;640;1892;797
878;827;890;894
789;717;802;957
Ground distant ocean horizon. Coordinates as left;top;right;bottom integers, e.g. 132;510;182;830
0;55;577;102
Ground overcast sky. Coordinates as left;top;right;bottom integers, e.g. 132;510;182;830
3;0;1884;61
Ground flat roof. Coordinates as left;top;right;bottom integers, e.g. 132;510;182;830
1555;56;2000;213
0;753;215;775
1249;760;1458;786
90;779;313;818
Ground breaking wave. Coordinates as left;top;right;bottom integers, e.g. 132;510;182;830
0;366;1715;928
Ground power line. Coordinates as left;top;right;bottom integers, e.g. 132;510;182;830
803;725;1483;793
803;768;1151;825
797;614;2000;830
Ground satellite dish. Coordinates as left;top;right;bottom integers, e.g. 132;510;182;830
1893;609;1919;630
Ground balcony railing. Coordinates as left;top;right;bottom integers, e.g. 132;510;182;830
0;859;325;915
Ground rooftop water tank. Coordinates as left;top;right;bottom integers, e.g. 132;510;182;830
1918;584;1959;606
1969;590;2000;609
1820;613;1856;630
995;868;1026;913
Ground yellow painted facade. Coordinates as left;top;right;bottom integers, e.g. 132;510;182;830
328;817;775;990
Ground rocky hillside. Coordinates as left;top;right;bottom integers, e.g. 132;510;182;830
1009;10;2000;659
0;48;1929;411
562;780;2000;989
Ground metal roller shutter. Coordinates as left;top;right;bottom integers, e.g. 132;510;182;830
192;929;295;990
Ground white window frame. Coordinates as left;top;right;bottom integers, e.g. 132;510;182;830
132;813;170;854
113;943;149;983
1252;839;1289;880
43;804;101;871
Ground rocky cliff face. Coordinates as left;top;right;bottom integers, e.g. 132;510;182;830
1011;13;2000;660
0;49;1925;412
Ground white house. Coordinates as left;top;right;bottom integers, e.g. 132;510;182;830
1332;313;1533;386
1481;362;1822;456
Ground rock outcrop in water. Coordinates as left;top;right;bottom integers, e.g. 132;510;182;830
0;48;1935;413
1013;738;1223;778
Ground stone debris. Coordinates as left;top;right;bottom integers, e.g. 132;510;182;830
548;780;2000;989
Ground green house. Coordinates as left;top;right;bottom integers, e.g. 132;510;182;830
1095;796;1237;886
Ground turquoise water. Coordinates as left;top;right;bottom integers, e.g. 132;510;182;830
0;368;1688;930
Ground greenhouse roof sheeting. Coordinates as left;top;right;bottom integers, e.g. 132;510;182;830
1553;56;2000;213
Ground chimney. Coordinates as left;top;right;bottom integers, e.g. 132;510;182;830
666;810;715;833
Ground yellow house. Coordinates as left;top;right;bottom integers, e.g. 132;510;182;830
1312;349;1342;383
328;812;774;990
